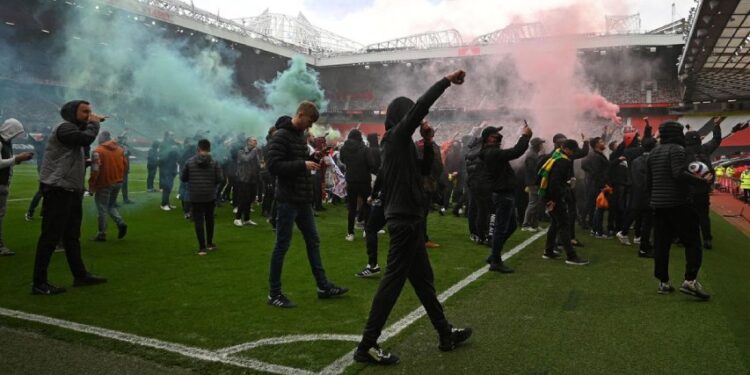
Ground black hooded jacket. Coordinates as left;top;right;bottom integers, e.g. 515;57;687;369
380;78;451;219
57;100;100;147
340;129;372;184
266;116;314;204
685;126;721;195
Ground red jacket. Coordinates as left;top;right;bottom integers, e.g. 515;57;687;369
89;140;127;192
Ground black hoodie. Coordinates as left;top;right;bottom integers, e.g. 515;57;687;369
340;129;372;184
267;115;315;204
380;78;451;219
684;126;721;195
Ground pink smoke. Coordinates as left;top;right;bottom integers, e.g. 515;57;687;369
575;94;622;125
492;1;625;138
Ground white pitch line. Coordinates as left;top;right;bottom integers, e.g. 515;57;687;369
0;307;313;375
217;334;362;356
319;229;548;375
7;190;151;202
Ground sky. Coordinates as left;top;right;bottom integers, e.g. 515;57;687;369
187;0;694;45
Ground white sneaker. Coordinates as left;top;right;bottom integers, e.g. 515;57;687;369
458;208;464;215
362;230;367;238
233;219;243;227
233;207;238;214
345;234;355;242
161;205;172;211
243;220;257;226
616;231;631;245
634;237;641;244
378;229;386;235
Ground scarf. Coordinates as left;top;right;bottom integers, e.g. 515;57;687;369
537;148;569;198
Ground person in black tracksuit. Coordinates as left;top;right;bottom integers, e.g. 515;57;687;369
628;138;655;257
684;117;722;250
355;72;472;366
340;129;372;239
581;137;609;230
181;140;223;254
357;170;386;278
146;140;159;192
648;121;711;300
480;125;531;273
542;140;589;265
465;137;491;244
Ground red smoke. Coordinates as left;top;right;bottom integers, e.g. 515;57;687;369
575;94;622;125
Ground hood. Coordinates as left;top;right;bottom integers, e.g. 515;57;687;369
347;128;363;141
0;118;25;142
195;154;213;167
275;115;294;131
99;140;121;151
659;121;685;146
60;100;87;126
385;97;415;131
366;133;379;147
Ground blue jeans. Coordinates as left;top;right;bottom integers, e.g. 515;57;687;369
488;192;517;264
592;208;606;235
268;202;329;296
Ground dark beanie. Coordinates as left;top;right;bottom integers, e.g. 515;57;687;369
553;133;567;145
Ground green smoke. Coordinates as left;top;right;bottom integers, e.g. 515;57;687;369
256;56;329;115
51;3;327;139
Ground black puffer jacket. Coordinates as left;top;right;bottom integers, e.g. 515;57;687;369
340;129;372;184
267;116;314;204
465;137;487;190
181;154;223;203
481;135;530;193
647;142;691;208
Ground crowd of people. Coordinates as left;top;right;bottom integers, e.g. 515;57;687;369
0;68;740;366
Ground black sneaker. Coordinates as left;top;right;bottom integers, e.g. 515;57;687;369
565;256;590;266
657;281;675;294
92;234;106;242
542;251;561;260
117;224;128;240
638;250;655;258
703;240;713;250
268;294;296;308
571;239;585;247
353;344;400;365
439;326;473;352
207;243;218;251
489;262;514;273
355;265;381;278
73;274;108;287
318;284;349;299
32;283;66;295
680;280;711;301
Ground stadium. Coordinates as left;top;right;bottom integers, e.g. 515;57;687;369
0;0;749;374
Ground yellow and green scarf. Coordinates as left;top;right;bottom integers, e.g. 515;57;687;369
538;148;569;198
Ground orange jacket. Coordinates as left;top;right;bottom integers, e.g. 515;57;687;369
89;140;128;192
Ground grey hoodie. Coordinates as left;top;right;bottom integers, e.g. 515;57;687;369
0;118;25;171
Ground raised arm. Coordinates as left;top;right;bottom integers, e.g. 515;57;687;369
57;121;100;147
392;71;465;141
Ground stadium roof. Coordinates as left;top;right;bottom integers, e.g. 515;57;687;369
679;0;750;102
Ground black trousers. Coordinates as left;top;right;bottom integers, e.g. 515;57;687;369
262;180;275;216
347;182;371;234
234;181;257;221
653;205;702;282
566;190;578;240
471;188;492;241
545;200;576;259
192;201;216;250
359;217;450;350
691;193;712;242
607;185;627;233
583;183;599;228
33;188;88;285
638;207;653;252
365;203;387;267
146;163;157;190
